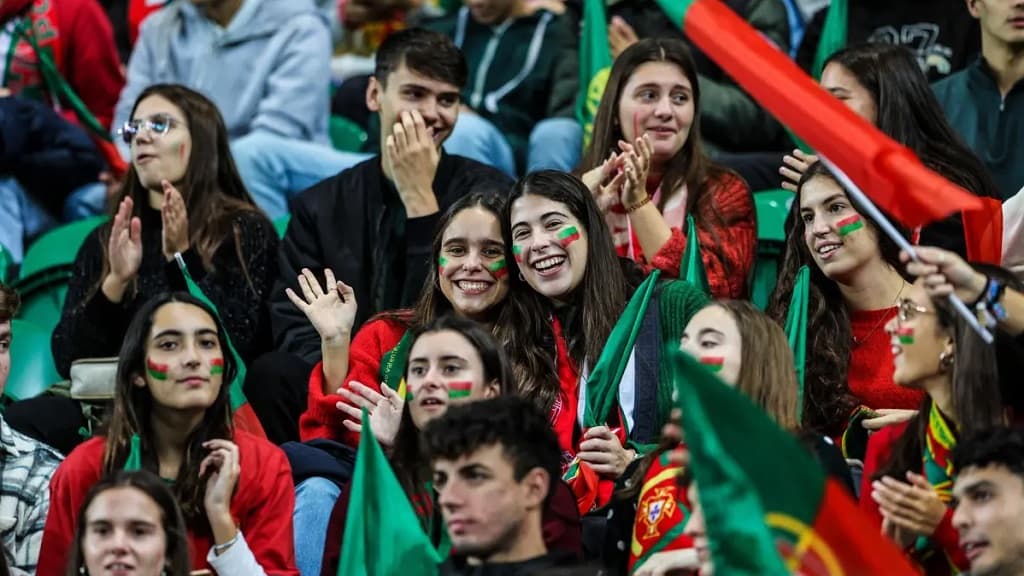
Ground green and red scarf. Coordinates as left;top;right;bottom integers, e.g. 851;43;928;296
915;402;959;571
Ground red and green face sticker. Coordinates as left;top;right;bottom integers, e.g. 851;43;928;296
558;226;581;248
438;256;449;277
146;358;168;381
836;214;864;237
897;327;915;345
210;357;224;376
487;259;508;279
700;357;725;373
448;381;473;400
512;244;524;264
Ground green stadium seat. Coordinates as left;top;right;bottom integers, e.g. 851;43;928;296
274;215;291;239
18;215;106;281
5;319;60;402
751;189;794;310
329;115;368;153
0;242;11;285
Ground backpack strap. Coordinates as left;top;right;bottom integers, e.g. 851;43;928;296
630;287;662;445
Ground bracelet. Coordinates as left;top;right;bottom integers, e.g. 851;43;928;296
625;195;652;213
213;530;240;556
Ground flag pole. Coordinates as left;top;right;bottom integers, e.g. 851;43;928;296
819;156;994;344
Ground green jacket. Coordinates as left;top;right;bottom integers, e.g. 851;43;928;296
426;8;578;173
933;57;1024;200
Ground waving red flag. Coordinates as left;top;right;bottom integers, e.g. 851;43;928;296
656;0;983;229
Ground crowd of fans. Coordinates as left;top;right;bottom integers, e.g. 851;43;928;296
0;0;1021;574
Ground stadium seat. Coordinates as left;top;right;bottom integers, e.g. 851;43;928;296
329;115;369;153
5;319;60;402
751;189;794;310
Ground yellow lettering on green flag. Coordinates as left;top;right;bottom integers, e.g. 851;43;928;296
576;0;613;149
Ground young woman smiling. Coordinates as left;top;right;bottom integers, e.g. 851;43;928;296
580;38;755;299
40;294;297;575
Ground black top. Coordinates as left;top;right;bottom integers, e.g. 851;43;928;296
52;205;279;377
269;152;512;363
440;551;592;576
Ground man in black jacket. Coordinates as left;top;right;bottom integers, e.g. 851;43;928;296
250;28;512;444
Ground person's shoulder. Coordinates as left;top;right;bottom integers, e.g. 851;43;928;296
932;66;972;99
234;431;288;468
294;156;381;208
55;436;105;478
0;420;64;471
444;154;514;188
136;0;185;34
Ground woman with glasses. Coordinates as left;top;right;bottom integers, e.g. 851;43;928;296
766;162;922;452
858;275;1007;574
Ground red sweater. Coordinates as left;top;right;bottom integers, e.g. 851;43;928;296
298;317;408;445
631;172;756;299
860;423;968;573
848;308;925;411
38;432;299;575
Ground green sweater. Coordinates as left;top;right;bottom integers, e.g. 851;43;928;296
933;57;1024;200
425;8;578;173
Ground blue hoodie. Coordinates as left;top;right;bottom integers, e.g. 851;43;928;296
113;0;331;158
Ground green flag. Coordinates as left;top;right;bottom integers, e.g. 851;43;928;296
339;409;442;576
682;216;709;294
576;0;613;149
812;0;848;80
783;265;809;417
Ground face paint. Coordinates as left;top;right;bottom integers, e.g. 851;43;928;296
487;259;508;279
558;226;581;248
178;142;187;163
897;327;915;345
146;358;169;381
448;381;473;400
512;244;524;263
699;357;724;373
438;256;449;277
633;110;640;142
210;357;224;376
836;214;864;237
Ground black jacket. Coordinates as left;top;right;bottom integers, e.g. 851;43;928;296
440;551;593;576
269;152;511;362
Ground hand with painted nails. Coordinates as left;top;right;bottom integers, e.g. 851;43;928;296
582;152;625;215
160;180;190;260
901;247;988;304
780;149;819;192
872;472;947;537
103;196;143;302
862;408;918;430
384;110;440;218
578;425;635;478
286;268;357;344
336;381;404;448
618;134;653;207
200;439;241;523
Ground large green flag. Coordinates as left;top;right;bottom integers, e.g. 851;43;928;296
682;215;709;294
576;0;613;149
812;0;848;79
339;409;442;576
783;265;809;417
671;347;919;574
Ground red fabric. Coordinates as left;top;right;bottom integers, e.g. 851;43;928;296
235;402;268;438
963;198;1003;266
298;317;408;445
848;308;926;411
128;0;168;45
631;173;756;299
681;0;984;229
39;433;299;575
52;0;124;130
628;449;693;572
859;422;968;573
550;316;581;463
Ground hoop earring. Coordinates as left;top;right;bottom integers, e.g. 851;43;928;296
518;272;525;282
79;567;87;575
939;351;955;372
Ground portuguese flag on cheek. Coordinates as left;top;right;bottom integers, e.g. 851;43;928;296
671;348;919;574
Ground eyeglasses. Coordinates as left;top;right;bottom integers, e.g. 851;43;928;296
897;298;933;323
118;114;183;144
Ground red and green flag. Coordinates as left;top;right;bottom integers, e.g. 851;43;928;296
812;0;848;79
175;254;266;438
628;449;692;573
836;214;864;237
653;0;984;229
447;381;473;400
558;226;581;248
339;408;442;576
783;265;809;417
671;347;919;574
576;0;613;149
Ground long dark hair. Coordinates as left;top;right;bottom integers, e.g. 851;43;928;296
766;163;910;435
103;292;234;521
579;38;736;273
96;84;266;299
825;44;1000;200
498;170;635;411
390;314;513;524
65;470;192;576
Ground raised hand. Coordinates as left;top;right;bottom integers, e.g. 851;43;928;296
103;196;143;302
200;439;241;522
618;133;653;208
286;268;358;344
160;180;190;260
779;149;819;192
902;246;989;304
336;381;405;448
578;425;635;478
384;110;440;218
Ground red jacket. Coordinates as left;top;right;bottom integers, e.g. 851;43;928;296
637;172;756;299
859;422;968;573
299;317;408;445
39;432;299;575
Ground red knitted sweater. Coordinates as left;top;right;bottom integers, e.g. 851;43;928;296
848;308;925;411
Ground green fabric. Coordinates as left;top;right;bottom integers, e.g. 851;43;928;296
672;348;791;574
575;0;613;149
653;0;694;24
784;266;809;418
585;271;660;430
380;330;414;398
812;0;847;79
0;242;11;284
174;255;248;411
339;408;442;576
682;215;709;295
123;434;142;471
656;280;711;427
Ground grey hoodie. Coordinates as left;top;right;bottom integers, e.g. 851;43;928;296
113;0;331;158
